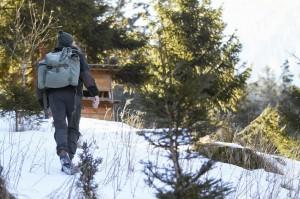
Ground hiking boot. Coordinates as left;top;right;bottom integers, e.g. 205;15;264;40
59;151;78;175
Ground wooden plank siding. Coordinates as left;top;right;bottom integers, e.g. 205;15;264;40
82;100;113;120
92;70;112;91
81;64;120;120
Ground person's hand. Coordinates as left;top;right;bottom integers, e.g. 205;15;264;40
92;95;100;109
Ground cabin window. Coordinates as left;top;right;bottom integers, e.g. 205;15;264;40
100;91;110;98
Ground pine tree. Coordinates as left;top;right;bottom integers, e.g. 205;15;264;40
280;60;293;91
276;60;299;134
0;0;56;87
227;61;297;133
237;106;300;159
277;86;300;135
28;0;146;62
230;66;279;130
279;60;293;101
137;0;249;197
0;73;41;131
0;0;147;87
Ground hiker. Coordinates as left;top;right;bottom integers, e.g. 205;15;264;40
36;31;100;174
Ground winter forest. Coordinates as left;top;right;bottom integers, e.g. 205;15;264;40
1;0;300;198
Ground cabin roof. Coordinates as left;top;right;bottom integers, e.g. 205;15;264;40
88;64;119;71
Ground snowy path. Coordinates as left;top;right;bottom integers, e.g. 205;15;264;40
0;117;300;198
0;118;154;198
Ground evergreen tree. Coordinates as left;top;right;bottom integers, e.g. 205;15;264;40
0;0;147;86
0;73;41;131
280;60;293;90
237;106;300;159
29;0;146;62
278;86;300;135
137;0;249;197
0;0;57;87
225;61;298;133
223;85;261;131
276;60;299;134
228;66;279;131
139;0;250;134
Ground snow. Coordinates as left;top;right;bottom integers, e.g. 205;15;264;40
0;116;300;198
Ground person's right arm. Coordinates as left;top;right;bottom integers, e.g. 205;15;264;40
78;52;100;108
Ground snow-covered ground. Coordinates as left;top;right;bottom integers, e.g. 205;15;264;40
0;116;300;199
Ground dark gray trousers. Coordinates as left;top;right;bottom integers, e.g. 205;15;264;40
48;87;81;160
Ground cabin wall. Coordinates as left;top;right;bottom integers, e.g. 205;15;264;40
82;100;113;120
92;70;112;91
81;69;116;120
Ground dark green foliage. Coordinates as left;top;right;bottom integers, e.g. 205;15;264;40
223;61;300;140
276;61;300;135
0;53;11;78
224;66;282;131
136;0;248;197
144;159;232;199
141;128;233;198
0;83;40;115
237;107;300;159
114;59;149;86
280;60;293;90
228;62;299;137
278;86;300;135
77;141;102;199
138;0;250;129
0;0;148;124
157;179;230;199
0;0;147;87
0;0;55;55
27;0;146;62
222;83;263;131
0;74;41;131
0;0;57;88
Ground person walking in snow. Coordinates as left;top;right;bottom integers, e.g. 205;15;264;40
36;31;100;174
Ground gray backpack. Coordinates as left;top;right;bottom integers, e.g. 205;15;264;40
37;47;80;89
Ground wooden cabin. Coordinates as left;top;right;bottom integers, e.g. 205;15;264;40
81;64;120;120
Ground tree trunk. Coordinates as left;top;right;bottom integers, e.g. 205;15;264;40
15;111;18;132
169;133;181;180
